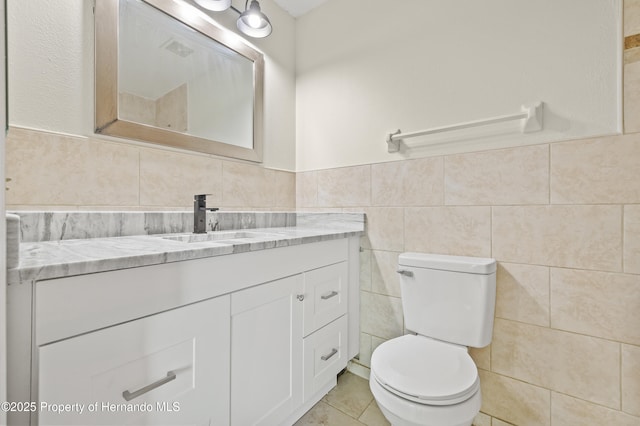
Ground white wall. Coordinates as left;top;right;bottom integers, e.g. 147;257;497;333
295;0;622;171
0;0;6;418
7;0;297;171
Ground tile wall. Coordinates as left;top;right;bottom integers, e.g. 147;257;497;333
295;3;640;424
5;127;296;211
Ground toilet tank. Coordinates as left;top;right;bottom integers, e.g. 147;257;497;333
398;253;496;348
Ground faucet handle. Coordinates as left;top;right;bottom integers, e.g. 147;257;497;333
194;193;213;201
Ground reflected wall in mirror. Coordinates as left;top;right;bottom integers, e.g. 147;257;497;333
95;0;264;162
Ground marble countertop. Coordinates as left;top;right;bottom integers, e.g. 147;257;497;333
9;224;364;285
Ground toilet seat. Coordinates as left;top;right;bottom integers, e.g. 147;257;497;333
371;335;479;406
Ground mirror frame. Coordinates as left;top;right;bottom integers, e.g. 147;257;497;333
95;0;264;162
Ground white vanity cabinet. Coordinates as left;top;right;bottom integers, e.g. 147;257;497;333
9;237;360;426
230;262;349;426
38;296;231;426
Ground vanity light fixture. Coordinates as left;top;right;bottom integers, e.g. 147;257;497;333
192;0;273;38
193;0;232;11
236;0;272;38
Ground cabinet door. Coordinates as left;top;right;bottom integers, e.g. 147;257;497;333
303;262;348;336
38;296;230;426
230;274;304;426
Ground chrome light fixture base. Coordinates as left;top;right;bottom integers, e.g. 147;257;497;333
193;0;232;12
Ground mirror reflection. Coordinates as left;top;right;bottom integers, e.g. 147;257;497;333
95;0;264;162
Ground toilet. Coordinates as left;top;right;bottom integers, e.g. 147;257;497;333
369;252;496;426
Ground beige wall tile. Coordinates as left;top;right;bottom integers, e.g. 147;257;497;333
405;207;491;257
551;134;640;203
360;249;372;291
445;145;549;205
496;263;549;327
358;333;372;367
625;62;640;134
273;170;296;208
361;207;404;251
626;0;640;36
469;345;491;371
552;392;640;426
360;291;404;340
551;268;640;345
6;128;140;206
139;148;222;207
491;319;620;408
371;250;401;297
371;157;443;206
479;369;551;426
317;165;371;207
222;161;277;207
625;205;640;274
623;344;640;416
371;335;386;354
492;205;622;271
296;171;318;207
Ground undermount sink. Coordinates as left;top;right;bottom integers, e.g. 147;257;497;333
162;231;284;244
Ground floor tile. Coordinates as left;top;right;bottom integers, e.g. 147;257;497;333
323;372;375;419
295;401;365;426
358;400;390;426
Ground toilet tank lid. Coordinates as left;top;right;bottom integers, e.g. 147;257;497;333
399;253;496;274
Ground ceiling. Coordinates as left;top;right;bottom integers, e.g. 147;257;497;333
271;0;329;17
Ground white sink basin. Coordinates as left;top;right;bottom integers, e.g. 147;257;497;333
162;231;284;244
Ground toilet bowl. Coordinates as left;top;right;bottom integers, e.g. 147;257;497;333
370;335;481;426
369;253;496;426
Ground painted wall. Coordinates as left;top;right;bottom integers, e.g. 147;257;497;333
296;1;640;424
295;0;621;171
7;0;296;171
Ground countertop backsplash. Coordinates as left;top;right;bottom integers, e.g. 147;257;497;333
10;211;301;243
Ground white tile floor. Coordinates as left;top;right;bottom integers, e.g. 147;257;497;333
295;372;390;426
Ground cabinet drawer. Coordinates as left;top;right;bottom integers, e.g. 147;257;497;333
37;296;230;426
303;262;348;336
303;315;348;400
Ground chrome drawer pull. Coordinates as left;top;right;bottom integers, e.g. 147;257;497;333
321;291;339;300
122;371;176;401
321;348;338;361
396;269;414;277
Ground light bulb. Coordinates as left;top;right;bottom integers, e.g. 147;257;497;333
247;14;262;28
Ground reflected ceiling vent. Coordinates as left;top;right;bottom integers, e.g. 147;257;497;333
161;39;194;58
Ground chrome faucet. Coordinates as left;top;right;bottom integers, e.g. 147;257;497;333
194;194;219;234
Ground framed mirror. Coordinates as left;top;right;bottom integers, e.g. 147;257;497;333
95;0;264;162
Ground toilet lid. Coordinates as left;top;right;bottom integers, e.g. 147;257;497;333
371;335;479;405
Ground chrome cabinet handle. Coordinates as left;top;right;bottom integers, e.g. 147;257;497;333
296;294;305;301
396;269;414;277
122;371;176;402
321;348;338;361
321;291;339;300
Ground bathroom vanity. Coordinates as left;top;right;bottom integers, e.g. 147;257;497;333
7;212;363;426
